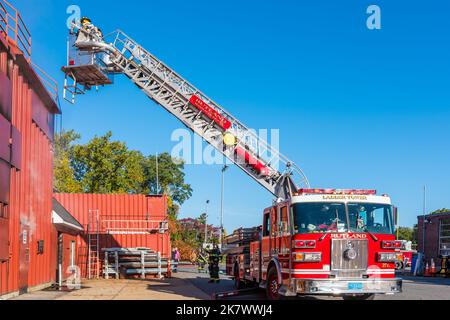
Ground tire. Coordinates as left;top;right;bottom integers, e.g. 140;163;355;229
234;265;244;289
342;294;375;301
395;261;404;271
266;267;281;300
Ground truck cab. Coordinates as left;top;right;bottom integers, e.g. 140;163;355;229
246;189;403;300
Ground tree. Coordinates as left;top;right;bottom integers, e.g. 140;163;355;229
53;130;193;218
198;213;207;225
412;224;418;246
54;129;83;193
70;131;145;194
430;208;450;214
138;153;192;205
396;227;414;242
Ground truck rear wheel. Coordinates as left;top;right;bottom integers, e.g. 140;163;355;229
266;268;281;300
342;294;375;300
234;267;244;289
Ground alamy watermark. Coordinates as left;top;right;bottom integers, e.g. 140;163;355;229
367;4;382;30
66;5;81;29
170;128;281;171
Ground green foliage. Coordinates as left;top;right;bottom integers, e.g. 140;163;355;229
53;130;192;219
54;130;83;193
70;132;145;193
412;224;418;245
198;213;207;225
395;227;414;241
430;208;450;214
138;152;192;205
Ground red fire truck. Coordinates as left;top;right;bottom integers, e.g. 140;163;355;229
63;22;403;300
225;189;403;300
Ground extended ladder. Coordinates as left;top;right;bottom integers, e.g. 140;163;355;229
62;25;310;199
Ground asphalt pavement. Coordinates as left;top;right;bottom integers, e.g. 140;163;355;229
176;266;450;300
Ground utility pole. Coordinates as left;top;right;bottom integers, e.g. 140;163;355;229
155;152;160;195
422;186;427;256
204;200;210;246
220;165;229;248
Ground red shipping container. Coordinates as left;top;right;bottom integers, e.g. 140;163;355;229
53;194;171;278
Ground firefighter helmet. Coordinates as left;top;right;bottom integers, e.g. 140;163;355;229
80;17;91;25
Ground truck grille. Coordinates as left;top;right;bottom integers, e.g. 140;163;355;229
331;239;368;277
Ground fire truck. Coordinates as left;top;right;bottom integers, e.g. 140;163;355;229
225;189;403;300
61;20;403;300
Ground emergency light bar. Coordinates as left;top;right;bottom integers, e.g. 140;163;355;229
297;189;377;195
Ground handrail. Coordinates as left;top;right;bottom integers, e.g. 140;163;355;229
32;62;58;102
0;0;32;60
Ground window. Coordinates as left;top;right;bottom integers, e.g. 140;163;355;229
348;203;395;235
0;203;8;219
280;206;289;234
263;212;270;237
292;202;347;234
440;218;450;256
37;240;44;255
70;241;76;267
270;208;278;236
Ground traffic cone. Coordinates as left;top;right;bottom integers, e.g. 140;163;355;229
424;262;430;277
430;258;436;276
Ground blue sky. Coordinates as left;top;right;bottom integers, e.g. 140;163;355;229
14;0;450;230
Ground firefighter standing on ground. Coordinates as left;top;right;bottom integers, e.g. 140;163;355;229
206;244;222;283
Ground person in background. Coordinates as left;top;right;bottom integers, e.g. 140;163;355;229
171;247;180;273
175;248;181;263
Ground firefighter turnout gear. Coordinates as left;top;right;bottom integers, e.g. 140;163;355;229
197;251;208;273
206;246;222;283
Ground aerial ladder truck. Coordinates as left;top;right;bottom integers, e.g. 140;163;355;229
62;20;403;300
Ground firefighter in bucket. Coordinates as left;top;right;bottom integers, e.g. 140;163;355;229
206;242;222;283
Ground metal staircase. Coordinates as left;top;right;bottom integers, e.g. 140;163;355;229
62;25;310;200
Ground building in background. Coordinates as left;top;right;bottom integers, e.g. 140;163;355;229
417;211;450;263
179;218;221;242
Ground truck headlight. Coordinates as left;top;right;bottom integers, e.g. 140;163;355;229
378;252;403;263
293;252;322;262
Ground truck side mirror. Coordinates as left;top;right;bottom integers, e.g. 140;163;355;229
393;207;398;226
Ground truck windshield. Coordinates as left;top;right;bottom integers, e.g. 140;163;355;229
347;203;395;235
292;203;348;234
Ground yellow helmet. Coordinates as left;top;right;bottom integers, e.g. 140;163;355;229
80;17;91;24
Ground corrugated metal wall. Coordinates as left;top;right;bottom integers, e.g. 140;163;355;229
54;194;171;278
0;33;58;296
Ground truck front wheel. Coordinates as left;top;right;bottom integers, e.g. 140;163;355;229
342;294;375;300
266;268;281;300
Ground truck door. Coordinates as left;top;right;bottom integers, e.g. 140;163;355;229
270;206;278;257
261;210;271;280
278;204;292;280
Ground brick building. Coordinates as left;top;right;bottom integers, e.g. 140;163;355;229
417;212;450;262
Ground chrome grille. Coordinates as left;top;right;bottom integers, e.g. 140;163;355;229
331;239;368;277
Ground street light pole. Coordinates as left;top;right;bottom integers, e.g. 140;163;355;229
204;200;210;246
220;165;229;248
422;186;426;256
